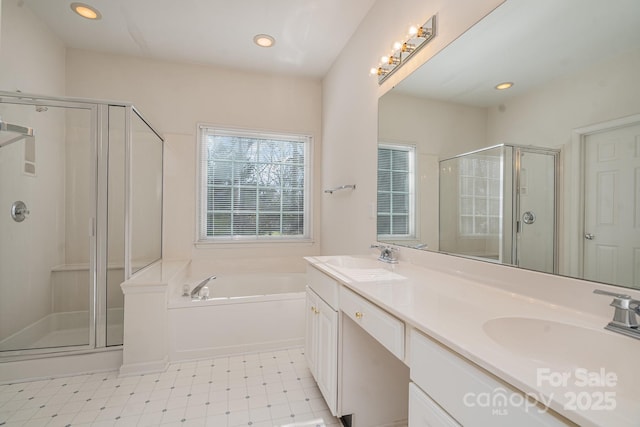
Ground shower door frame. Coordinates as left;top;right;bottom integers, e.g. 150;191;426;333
511;145;560;274
0;94;102;358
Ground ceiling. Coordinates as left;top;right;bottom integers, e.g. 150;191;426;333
22;0;377;78
394;0;640;107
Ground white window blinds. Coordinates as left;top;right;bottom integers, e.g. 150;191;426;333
198;126;311;241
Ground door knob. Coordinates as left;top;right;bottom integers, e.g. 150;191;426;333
585;233;595;240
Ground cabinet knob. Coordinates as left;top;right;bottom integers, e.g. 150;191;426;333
355;311;363;319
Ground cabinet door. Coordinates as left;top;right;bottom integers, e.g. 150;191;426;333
316;296;338;416
409;383;461;427
304;287;319;377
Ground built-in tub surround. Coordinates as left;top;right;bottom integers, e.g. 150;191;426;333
168;272;305;361
119;259;306;376
306;248;640;426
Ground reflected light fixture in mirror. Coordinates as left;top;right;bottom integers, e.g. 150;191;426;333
70;2;101;20
495;82;514;90
370;15;437;84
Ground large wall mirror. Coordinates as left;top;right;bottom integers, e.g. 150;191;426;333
377;0;640;290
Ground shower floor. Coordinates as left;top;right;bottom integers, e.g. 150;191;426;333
0;309;123;353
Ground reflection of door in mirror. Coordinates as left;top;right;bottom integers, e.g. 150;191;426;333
583;120;640;287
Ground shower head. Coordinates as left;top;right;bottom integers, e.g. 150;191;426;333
0;120;34;149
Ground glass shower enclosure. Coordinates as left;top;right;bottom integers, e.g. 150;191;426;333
439;144;559;274
0;92;163;358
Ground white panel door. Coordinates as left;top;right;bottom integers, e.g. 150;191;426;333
584;122;640;287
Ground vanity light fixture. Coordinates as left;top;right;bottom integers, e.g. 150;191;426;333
253;34;276;48
495;82;514;90
370;15;437;84
70;2;102;20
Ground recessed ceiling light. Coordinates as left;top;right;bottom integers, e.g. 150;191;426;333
495;82;514;90
70;2;102;20
253;34;275;48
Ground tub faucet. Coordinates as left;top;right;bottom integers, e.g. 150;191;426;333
190;276;216;299
593;289;640;340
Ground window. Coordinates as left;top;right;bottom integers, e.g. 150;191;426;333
458;155;502;237
198;126;311;242
377;144;415;238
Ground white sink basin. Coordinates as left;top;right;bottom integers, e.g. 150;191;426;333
318;256;406;282
483;317;639;394
323;255;383;269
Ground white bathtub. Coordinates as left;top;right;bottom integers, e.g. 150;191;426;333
167;272;306;361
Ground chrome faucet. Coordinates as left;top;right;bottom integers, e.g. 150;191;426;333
190;275;216;300
593;289;640;339
370;244;399;264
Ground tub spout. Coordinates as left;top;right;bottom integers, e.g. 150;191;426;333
190;276;216;299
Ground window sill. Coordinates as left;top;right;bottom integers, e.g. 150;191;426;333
194;239;315;249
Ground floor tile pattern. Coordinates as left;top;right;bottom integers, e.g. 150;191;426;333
0;347;342;427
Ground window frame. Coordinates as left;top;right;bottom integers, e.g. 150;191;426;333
377;143;416;240
196;124;313;245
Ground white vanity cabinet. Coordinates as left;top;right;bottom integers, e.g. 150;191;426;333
409;382;461;427
340;286;404;360
305;266;339;415
305;263;410;426
409;329;573;427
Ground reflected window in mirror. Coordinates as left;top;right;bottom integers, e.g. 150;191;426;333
458;154;502;238
377;144;415;240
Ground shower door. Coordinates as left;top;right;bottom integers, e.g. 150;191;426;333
514;148;558;274
0;98;97;354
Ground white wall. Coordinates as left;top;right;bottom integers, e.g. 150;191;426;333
0;0;65;94
66;49;323;270
320;0;504;254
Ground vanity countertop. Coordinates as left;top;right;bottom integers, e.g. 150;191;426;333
304;254;640;427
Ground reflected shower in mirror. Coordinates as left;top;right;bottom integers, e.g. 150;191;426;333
377;0;640;290
439;145;559;275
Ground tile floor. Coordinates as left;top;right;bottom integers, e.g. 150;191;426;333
0;347;343;427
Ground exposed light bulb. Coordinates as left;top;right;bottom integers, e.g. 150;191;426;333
393;41;403;51
401;42;415;53
380;56;389;64
408;26;418;36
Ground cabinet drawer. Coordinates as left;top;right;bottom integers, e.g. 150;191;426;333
307;265;339;309
340;286;404;359
409;382;461;427
410;330;572;427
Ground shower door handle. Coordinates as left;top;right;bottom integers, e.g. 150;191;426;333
585;233;596;240
522;211;536;224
